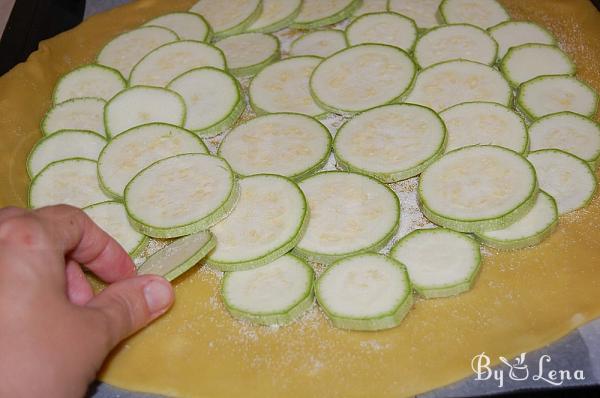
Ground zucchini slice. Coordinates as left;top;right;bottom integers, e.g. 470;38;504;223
53;64;125;104
41;97;106;137
98;123;208;198
476;191;558;250
527;149;597;215
124;153;239;238
310;43;416;115
27;129;106;178
414;23;497;68
345;12;418;52
517;75;599;120
405;59;511;112
388;0;442;29
247;0;302;33
97;26;178;78
144;12;212;42
83;201;148;257
390;228;481;298
500;44;575;88
249;56;326;117
291;0;361;29
439;101;528;154
167;67;244;137
289;30;347;58
29;158;110;209
315;253;413;331
190;0;262;39
528;112;600;166
488;20;556;60
104;86;186;138
129;40;226;87
352;0;388;17
294;171;400;264
206;174;308;271
215;33;280;77
137;231;216;281
218;113;331;180
419;145;538;233
333;103;446;183
221;254;314;325
439;0;509;29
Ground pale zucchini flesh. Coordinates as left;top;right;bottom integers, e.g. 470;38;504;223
144;12;212;42
294;171;400;264
84;201;148;257
206;174;309;271
137;230;216;281
527;149;597;215
419;145;538;233
316;253;413;331
414;23;498;68
352;0;388;17
439;101;528;154
388;0;443;29
218;113;332;180
289;30;347;58
247;0;302;33
405;59;512;112
249;56;326;117
500;44;575;88
221;254;314;325
42;97;107;137
488;21;556;60
310;43;416;114
29;158;111;209
439;0;510;29
104;86;186;138
98;123;208;198
190;0;262;38
125;153;239;238
129;40;226;87
27;130;106;178
333;103;447;182
291;0;361;29
215;33;280;77
476;191;558;250
345;12;418;52
391;228;481;298
53;64;126;103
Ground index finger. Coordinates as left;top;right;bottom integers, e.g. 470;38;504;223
34;204;136;282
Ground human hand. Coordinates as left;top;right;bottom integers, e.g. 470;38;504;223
0;205;174;398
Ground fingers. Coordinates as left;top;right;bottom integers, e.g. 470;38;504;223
0;206;28;223
65;261;94;306
34;205;135;283
86;275;174;350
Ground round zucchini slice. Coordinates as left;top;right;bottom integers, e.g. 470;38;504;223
439;0;509;29
83;201;148;257
218;113;331;181
221;254;314;325
98;123;208;198
190;0;262;39
247;0;302;33
41;97;106;137
129;40;226;87
294;171;400;264
527;149;597;215
500;44;575;88
439;102;528;154
333;103;446;182
310;44;416;115
418;145;538;233
249;56;326;117
144;12;212;42
352;0;388;18
124;153;239;238
215;33;280;77
289;30;347;58
206;174;308;271
388;0;443;29
390;228;481;298
53;64;125;104
291;0;361;29
476;191;558;250
316;253;413;331
405;59;512;112
345;12;418;52
488;20;556;60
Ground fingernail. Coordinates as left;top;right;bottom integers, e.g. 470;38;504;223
143;280;173;314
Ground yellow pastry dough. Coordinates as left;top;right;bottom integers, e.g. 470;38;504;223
0;1;599;397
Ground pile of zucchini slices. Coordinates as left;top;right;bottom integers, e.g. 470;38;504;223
28;0;599;331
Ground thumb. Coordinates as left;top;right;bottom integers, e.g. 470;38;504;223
86;275;174;350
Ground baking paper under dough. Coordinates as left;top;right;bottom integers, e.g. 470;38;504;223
1;1;599;397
